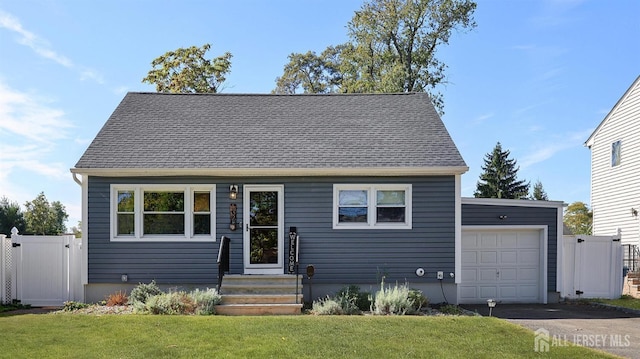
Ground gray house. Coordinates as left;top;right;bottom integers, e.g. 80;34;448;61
72;92;563;306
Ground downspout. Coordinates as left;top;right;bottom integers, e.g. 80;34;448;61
72;172;83;186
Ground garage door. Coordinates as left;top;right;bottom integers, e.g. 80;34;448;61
459;229;543;304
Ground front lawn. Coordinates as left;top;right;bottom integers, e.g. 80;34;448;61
592;295;640;310
0;314;616;358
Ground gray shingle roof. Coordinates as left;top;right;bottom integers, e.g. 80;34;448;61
74;92;467;174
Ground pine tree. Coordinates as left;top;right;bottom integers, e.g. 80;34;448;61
531;179;549;200
474;142;530;199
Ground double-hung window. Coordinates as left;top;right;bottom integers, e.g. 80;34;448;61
111;185;216;241
333;184;412;229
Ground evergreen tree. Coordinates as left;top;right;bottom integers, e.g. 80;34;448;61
474;142;530;199
0;196;26;236
531;180;549;200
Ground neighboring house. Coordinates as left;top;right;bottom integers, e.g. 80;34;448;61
586;75;640;252
72;92;563;304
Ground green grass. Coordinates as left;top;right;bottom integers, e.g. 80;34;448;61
0;314;617;358
592;295;640;310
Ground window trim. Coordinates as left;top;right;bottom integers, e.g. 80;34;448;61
332;184;412;229
110;184;216;242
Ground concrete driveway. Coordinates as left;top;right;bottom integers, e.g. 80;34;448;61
460;303;640;359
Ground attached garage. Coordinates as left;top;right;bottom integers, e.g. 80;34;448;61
459;198;564;304
459;228;546;304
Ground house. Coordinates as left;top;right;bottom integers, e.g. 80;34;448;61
71;92;564;306
585;75;640;263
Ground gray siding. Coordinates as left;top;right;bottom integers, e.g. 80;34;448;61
461;204;558;292
87;176;456;287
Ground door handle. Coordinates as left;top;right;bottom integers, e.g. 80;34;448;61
246;223;249;232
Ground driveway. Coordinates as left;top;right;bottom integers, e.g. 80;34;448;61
461;303;640;359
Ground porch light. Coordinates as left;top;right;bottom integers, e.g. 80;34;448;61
229;185;238;200
487;299;496;316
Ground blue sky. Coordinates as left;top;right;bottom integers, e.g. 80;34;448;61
0;0;638;229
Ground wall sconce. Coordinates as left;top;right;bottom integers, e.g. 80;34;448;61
229;185;238;200
230;203;238;231
498;215;508;220
487;299;496;316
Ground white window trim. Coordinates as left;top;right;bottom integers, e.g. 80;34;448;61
332;184;412;229
110;184;216;242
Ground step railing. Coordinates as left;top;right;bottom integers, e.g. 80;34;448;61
623;244;639;273
217;236;230;293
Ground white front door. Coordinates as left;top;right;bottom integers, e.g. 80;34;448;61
243;185;284;274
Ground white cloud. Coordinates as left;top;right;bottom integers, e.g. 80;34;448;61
519;128;594;168
471;112;494;125
0;9;105;83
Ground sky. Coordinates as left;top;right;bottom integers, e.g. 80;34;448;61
0;0;638;230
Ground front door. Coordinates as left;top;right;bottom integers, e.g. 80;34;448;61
243;185;284;274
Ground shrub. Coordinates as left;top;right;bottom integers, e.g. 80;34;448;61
336;285;371;312
311;296;345;315
105;290;128;306
190;288;221;315
372;280;414;315
408;289;429;312
63;301;89;312
144;291;195;315
439;304;463;315
130;280;163;311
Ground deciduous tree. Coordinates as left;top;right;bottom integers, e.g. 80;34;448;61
273;0;477;114
24;192;69;235
474;142;530;199
142;44;232;93
564;201;592;235
0;196;26;236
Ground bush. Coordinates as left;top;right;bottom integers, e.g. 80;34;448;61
190;288;222;315
144;291;195;315
438;304;463;315
372;280;414;315
130;280;163;311
105;290;128;306
336;285;371;312
63;301;89;312
311;296;345;315
408;289;429;312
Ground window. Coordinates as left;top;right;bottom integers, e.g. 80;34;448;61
111;185;216;241
612;140;621;167
333;184;412;229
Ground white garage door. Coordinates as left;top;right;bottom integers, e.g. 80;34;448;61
459;229;543;304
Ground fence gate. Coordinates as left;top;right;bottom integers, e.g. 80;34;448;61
1;229;82;307
562;235;623;299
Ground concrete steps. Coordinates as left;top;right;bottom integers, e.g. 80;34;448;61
624;272;640;298
215;275;303;315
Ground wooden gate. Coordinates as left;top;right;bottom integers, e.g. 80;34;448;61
562;235;623;299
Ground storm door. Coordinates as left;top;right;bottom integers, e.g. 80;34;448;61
243;185;284;274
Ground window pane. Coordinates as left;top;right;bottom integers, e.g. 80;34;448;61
250;191;278;226
249;228;278;264
612;141;621;166
377;190;405;205
117;191;134;212
339;207;368;223
193;214;211;235
339;190;368;206
117;214;135;235
193;192;210;212
144;214;185;234
377;207;406;223
144;192;184;212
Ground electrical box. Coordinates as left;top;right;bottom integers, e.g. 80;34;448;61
437;271;444;280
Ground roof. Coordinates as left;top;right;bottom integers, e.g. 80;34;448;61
585;75;640;148
73;92;468;176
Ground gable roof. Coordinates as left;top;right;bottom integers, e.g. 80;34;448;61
585;75;640;148
72;92;468;177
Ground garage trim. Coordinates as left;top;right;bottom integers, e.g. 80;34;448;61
459;225;548;304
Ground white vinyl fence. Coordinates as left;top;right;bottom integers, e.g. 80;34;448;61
1;228;83;306
561;235;623;299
